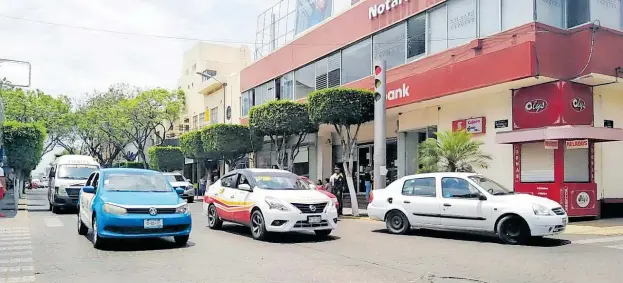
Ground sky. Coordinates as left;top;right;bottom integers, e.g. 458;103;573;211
0;0;276;174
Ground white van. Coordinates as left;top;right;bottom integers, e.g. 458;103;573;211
48;155;100;213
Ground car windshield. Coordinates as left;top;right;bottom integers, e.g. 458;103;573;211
57;165;98;180
165;175;185;182
468;175;514;196
254;174;310;190
103;172;172;192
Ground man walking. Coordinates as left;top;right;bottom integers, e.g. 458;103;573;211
329;166;345;216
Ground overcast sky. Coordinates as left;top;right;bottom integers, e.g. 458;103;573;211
0;0;274;174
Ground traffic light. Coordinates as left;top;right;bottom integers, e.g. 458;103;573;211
373;60;386;102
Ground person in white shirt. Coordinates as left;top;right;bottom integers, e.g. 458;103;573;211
0;164;5;200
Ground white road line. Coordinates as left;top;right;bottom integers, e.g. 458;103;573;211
0;251;32;258
1;275;36;283
0;246;32;251
43;217;64;227
0;237;31;242
0;234;30;238
0;241;31;246
0;266;35;274
603;244;623;249
0;258;33;265
572;236;623;244
0;231;30;236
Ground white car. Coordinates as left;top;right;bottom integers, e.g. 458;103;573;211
163;172;195;203
367;172;568;245
203;169;338;240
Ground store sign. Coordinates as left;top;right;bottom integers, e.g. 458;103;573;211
524;99;547;113
452;117;486;134
369;0;409;20
576;192;590;208
386;83;410;101
544;140;558;149
566;139;588;149
571;97;586;112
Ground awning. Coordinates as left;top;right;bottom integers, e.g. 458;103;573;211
496;125;623;144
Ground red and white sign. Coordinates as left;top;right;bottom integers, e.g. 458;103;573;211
452;117;486;134
544;140;558;149
566;139;589;149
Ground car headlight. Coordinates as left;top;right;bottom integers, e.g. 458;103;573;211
324;200;336;212
55;186;67;196
103;203;127;215
176;203;190;214
265;197;290;211
187;185;194;191
532;204;553;216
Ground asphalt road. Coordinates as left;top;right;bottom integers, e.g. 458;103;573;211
2;189;623;283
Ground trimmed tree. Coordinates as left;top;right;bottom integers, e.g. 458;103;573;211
308;88;374;217
201;124;259;171
147;146;184;172
1;121;47;192
180;130;219;185
249;100;318;171
418;130;492;173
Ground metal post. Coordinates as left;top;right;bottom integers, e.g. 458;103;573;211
373;60;387;190
223;83;227;123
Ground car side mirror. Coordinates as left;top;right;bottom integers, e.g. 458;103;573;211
478;194;487;201
186;179;191;183
238;184;252;191
175;188;185;195
82;186;95;194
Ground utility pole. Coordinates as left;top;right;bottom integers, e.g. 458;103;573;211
373;60;387;190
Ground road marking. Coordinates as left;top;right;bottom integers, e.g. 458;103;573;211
603;244;623;249
0;251;32;258
44;217;64;227
0;266;34;274
0;258;33;265
572;236;623;244
0;246;32;251
0;237;30;242
0;241;31;246
0;275;36;283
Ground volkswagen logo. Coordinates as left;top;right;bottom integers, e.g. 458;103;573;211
148;207;158;216
309;205;316;212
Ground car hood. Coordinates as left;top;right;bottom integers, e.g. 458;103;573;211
169;181;190;188
55;178;88;187
257;188;330;203
496;193;562;208
101;191;183;206
316;189;337;199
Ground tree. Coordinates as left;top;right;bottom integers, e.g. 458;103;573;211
148;146;184;172
249;100;318;171
308;88;374;216
201;124;260;171
418;130;492;173
180;130;219;185
1;121;47;192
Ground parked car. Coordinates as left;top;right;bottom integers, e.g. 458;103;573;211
203;169;338;240
298;176;339;210
163;172;195;203
77;168;192;249
367;172;568;245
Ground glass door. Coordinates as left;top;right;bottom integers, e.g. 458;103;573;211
357;145;372;194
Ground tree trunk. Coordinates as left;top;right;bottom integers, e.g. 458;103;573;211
138;149;148;169
343;146;359;217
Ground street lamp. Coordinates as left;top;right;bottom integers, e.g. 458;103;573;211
196;71;227;123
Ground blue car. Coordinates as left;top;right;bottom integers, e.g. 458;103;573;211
76;168;192;249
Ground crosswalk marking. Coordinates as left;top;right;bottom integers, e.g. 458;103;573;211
0;241;31;246
43;217;64;227
572;236;623;244
0;226;36;283
0;266;35;274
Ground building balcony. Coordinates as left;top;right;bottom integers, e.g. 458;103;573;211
198;75;227;95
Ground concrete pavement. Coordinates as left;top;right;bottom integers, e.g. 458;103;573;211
2;189;623;283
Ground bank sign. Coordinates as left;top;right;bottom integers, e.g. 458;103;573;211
369;0;410;20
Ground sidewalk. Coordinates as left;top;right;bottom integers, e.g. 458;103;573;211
0;188;18;218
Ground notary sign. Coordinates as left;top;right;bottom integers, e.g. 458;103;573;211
544;140;558;150
566;139;589;150
369;0;409;20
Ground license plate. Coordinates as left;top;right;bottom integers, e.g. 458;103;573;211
308;216;321;224
562;217;567;226
144;219;163;229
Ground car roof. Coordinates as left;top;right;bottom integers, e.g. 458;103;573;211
161;172;182;175
403;172;480;179
100;168;160;175
228;168;295;177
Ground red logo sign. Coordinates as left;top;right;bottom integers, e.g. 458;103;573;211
524;99;547;113
571;97;586;112
452;117;486;134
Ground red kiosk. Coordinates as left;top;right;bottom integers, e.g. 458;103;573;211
496;81;623;218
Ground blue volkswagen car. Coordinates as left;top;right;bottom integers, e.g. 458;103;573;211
76;168;192;249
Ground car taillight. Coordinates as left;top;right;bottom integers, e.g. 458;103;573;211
369;191;374;203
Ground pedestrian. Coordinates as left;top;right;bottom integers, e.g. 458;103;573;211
199;177;206;199
329;166;346;216
0;163;6;217
316;180;323;187
323;177;332;192
364;165;372;202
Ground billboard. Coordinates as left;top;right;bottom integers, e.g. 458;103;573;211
295;0;333;34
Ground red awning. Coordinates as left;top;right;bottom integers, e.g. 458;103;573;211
496;125;623;144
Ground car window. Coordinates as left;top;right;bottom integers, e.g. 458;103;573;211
86;172;96;186
221;175;237;188
102;172;171;192
237;174;250;186
441;177;481;199
92;173;100;188
165;174;185;182
402;177;436;197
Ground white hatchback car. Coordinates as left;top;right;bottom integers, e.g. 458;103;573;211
367;172;568;244
203;169;338;240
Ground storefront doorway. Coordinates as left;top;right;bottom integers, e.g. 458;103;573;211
355;139;398;193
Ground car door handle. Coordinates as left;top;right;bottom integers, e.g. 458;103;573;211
230;195;235;198
403;200;411;204
443;203;451;207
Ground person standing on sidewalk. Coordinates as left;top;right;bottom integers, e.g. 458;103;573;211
329;166;345;216
0;163;6;200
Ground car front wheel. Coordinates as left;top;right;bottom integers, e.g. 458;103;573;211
497;215;529;245
385;210;410;235
77;212;88;235
207;204;223;230
250;210;268;241
91;216;106;249
314;229;332;239
174;235;189;246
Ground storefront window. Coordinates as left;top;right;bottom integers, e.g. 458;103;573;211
590;0;622;30
240;91;251;117
501;0;534;30
341;38;372;84
564;148;589;182
447;0;477;48
536;0;564;29
280;72;294;100
479;0;500;37
373;23;406;69
407;15;426;60
294;63;315;100
429;4;448;54
520;142;555;183
567;0;590;28
255;80;276;106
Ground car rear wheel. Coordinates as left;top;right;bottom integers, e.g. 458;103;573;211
385;210;410;235
187;197;194;203
207;204;223;230
77;212;88;236
174;235;189;246
250;210;268;241
51;205;60;214
314;229;332;239
497;215;529;245
91;216;106;249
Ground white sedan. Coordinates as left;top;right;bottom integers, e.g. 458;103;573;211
203;169;338;240
367;172;567;245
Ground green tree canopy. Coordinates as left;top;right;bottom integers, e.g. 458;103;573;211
201;124;259;169
308;88;374;216
249;100;318;171
1;121;47;173
147;146;184;172
418;130;492;173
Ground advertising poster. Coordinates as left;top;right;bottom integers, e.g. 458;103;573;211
295;0;334;34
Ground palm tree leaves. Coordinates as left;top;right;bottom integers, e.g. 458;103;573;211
418;130;492;173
